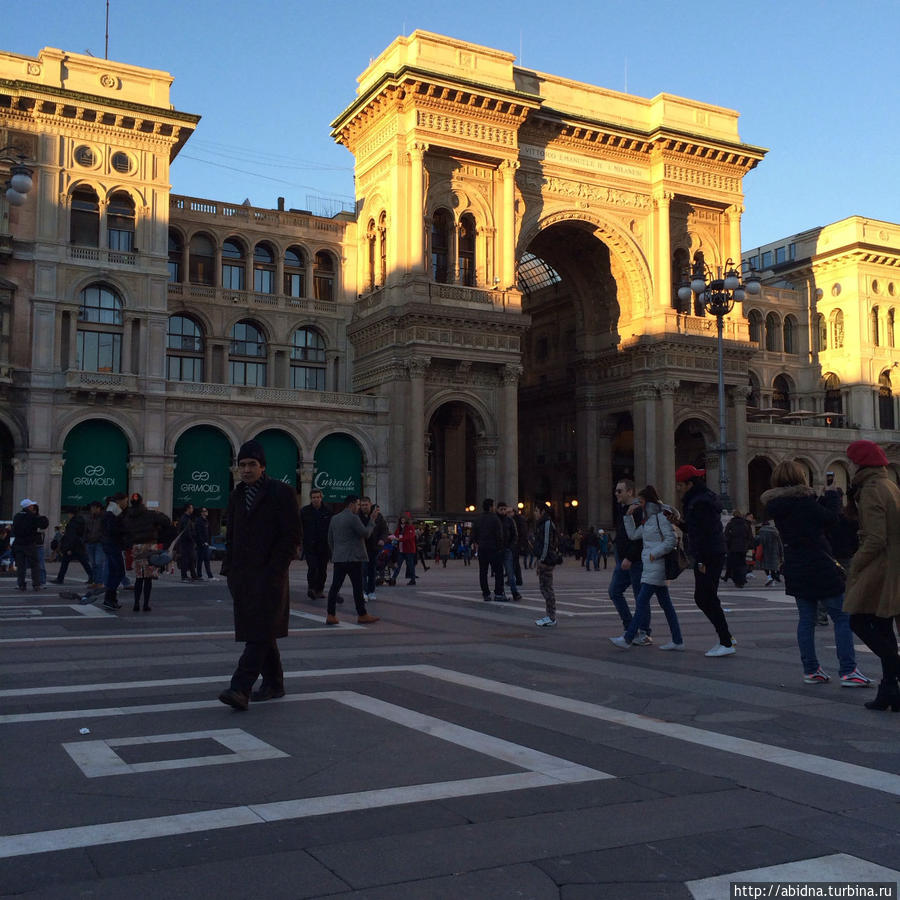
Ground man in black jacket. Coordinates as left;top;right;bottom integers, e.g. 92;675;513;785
300;488;331;600
472;498;505;601
12;499;50;591
359;496;387;602
219;440;301;710
671;465;734;657
53;507;94;585
608;480;646;640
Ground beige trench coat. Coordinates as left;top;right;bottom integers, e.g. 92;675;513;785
843;466;900;618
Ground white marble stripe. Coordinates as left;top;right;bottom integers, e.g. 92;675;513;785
0;625;366;645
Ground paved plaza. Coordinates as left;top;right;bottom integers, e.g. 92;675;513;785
1;559;898;898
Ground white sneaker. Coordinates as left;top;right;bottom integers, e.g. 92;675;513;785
705;643;736;657
765;576;774;586
369;592;377;602
363;593;371;602
535;616;557;627
633;631;653;646
609;635;631;649
659;642;685;651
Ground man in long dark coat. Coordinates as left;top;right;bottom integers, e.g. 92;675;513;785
218;440;301;711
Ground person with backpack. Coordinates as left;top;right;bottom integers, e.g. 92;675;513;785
533;504;561;627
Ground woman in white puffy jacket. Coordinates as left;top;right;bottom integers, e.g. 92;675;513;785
610;484;685;650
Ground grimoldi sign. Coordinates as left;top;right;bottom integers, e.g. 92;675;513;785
172;426;232;509
61;420;129;507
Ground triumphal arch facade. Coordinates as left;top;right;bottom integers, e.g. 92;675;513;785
332;31;766;524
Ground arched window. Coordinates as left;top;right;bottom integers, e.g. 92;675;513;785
379;212;387;287
107;191;135;252
253;242;276;294
748;372;761;410
765;312;780;352
290;327;326;391
772;374;791;411
816;313;827;352
824;373;843;418
189;233;215;285
366;219;376;292
831;309;844;349
77;284;123;373
458;213;476;286
229;320;266;386
284;247;306;297
70;186;100;246
871;306;880;346
166;315;204;382
888;308;896;349
672;248;690;310
431;208;451;284
747;309;763;344
168;230;183;283
222;239;246;291
783;315;797;354
313;251;335;301
879;371;895;430
692;251;706;316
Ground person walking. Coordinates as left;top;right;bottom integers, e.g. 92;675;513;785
436;532;451;567
83;500;106;588
668;465;735;657
762;460;869;688
326;495;379;626
608;480;647;641
218;441;302;711
359;496;387;602
533;504;561;627
499;502;522;601
472;498;505;601
756;519;784;585
583;527;600;571
11;499;49;591
193;507;215;579
121;493;171;612
175;503;200;582
842;440;900;711
101;492;129;610
390;514;417;585
301;488;331;600
53;506;94;586
610;485;684;650
598;529;610;569
724;511;754;588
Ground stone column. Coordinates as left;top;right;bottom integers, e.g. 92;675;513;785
596;418;617;528
325;349;340;392
731;384;750;513
500;160;519;289
475;437;499;501
120;315;133;375
406;356;430;514
501;364;522;506
725;204;744;268
408;143;428;274
657;380;679;503
576;399;600;528
652;190;673;310
631;383;658;489
300;463;315;507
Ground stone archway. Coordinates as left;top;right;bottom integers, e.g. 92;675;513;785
748;456;774;520
427;402;480;516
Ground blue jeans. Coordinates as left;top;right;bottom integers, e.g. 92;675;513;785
392;552;416;583
608;554;644;630
503;549;520;596
796;594;856;676
585;546;599;570
87;543;107;585
625;583;682;645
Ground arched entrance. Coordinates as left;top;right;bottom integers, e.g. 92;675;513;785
61;420;129;512
427;402;478;516
674;418;710;472
518;220;624;525
254;429;299;493
173;426;233;521
748;456;773;520
313;433;363;505
0;421;14;521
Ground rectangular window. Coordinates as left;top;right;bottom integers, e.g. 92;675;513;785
789;242;796;260
168;356;204;382
254;268;275;293
222;265;245;291
313;275;333;302
291;366;325;391
167;261;180;283
77;330;121;373
108;229;134;252
284;273;304;297
229;361;266;386
189;256;214;285
745;255;759;271
761;250;773;269
775;246;786;264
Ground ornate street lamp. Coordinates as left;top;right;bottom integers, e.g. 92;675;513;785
1;147;34;207
677;259;761;509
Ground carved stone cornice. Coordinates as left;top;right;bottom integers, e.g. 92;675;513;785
406;356;431;379
501;363;524;386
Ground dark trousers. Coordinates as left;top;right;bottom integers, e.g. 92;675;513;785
306;550;328;596
727;551;747;587
512;551;523;586
178;542;196;579
364;550;379;595
478;550;503;597
230;638;283;696
850;614;900;682
693;555;732;646
328;561;366;615
57;548;94;582
196;545;213;578
104;547;125;592
14;544;40;589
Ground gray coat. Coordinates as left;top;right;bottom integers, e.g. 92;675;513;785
757;524;783;571
328;507;374;562
624;501;677;586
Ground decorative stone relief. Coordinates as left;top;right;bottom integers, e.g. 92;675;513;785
407;356;431;379
416;111;514;147
519;172;650;209
99;73;119;90
664;165;739;193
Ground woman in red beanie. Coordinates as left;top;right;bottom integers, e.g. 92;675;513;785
843;440;900;711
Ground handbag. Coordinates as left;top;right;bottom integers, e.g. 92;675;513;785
657;515;689;580
148;549;172;568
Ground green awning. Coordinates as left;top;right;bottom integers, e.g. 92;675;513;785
313;433;362;503
173;426;233;510
254;429;299;488
61;420;129;507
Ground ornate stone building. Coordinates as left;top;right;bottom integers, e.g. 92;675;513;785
2;33;898;526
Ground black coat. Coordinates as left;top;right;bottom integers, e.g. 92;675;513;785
59;513;87;553
300;502;331;555
762;484;843;600
472;511;503;552
681;483;725;565
223;477;301;642
613;502;643;563
11;511;50;549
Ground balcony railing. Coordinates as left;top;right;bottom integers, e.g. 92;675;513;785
165;380;385;411
65;370;139;392
169;194;347;234
167;282;339;314
68;246;137;266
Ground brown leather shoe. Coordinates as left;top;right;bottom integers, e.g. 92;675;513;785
218;689;249;711
357;614;380;624
325;614;340;625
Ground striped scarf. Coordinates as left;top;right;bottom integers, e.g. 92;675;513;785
244;478;263;511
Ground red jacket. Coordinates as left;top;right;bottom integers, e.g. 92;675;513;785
395;523;416;553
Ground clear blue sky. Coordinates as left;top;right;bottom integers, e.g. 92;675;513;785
7;0;899;249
